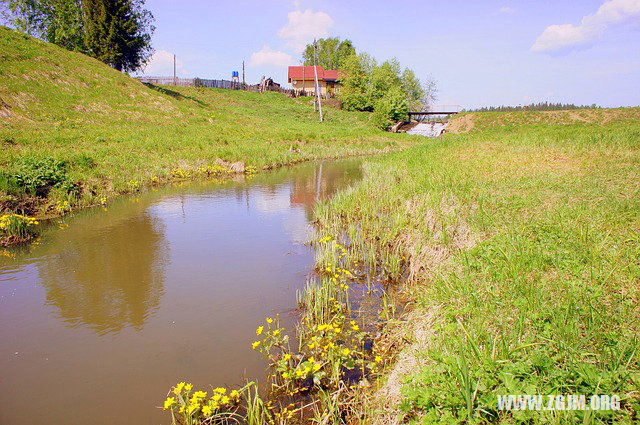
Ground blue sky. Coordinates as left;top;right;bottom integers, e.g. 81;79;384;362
140;0;640;109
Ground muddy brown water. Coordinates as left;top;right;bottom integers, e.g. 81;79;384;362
0;159;362;425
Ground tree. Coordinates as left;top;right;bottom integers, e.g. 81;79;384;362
83;0;154;72
1;0;154;72
421;77;437;110
401;68;424;110
0;0;84;50
366;59;403;106
338;53;371;111
302;37;355;69
371;86;408;130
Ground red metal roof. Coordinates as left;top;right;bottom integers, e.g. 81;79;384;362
323;69;340;81
288;66;340;82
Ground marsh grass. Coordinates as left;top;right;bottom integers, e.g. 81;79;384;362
314;114;640;423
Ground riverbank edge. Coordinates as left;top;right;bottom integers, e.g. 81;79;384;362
0;146;404;248
306;117;640;423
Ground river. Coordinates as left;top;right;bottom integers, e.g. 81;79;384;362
0;159;362;425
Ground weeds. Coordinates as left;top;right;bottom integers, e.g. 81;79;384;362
314;119;640;423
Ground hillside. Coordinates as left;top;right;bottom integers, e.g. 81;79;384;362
448;108;640;133
0;26;410;223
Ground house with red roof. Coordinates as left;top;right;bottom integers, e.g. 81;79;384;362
287;66;341;97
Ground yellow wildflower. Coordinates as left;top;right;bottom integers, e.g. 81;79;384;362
283;353;291;361
252;340;260;349
173;382;186;395
342;348;351;356
375;355;383;363
213;387;227;394
221;396;230;405
230;389;240;399
187;404;198;415
202;405;212;416
266;317;273;324
256;325;264;335
163;397;175;410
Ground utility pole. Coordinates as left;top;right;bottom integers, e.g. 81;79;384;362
312;39;323;122
242;61;245;86
173;54;177;85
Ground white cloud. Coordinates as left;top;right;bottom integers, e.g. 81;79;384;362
497;6;514;14
139;50;185;76
249;45;293;68
531;0;640;53
278;9;334;52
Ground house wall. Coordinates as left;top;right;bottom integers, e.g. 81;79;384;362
291;79;327;95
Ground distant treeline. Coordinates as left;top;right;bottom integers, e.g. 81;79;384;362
468;102;600;112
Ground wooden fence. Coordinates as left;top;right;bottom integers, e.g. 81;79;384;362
135;76;304;97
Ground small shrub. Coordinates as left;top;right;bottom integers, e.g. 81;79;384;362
1;157;70;197
371;87;408;130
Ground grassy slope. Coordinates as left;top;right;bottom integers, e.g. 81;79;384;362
0;26;411;217
314;110;640;423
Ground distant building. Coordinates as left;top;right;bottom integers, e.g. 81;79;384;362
287;66;340;97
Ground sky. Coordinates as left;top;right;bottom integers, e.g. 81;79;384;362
138;0;640;109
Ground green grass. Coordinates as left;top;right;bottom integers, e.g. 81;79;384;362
313;111;640;423
0;26;413;222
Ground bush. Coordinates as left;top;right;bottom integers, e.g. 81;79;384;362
371;87;408;130
1;157;71;197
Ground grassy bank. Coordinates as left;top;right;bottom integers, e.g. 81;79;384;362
313;109;640;423
0;26;412;243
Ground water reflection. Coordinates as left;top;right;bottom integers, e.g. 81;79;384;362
289;162;358;219
0;159;362;425
37;213;167;334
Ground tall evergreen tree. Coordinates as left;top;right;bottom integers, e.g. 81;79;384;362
83;0;154;72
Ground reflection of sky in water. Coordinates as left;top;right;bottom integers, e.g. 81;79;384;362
0;159;362;425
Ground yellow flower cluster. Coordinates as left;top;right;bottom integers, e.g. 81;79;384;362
163;381;243;421
127;180;141;192
0;214;38;231
55;200;71;213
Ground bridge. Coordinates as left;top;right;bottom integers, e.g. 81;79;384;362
407;105;462;122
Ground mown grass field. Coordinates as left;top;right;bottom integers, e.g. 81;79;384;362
0;26;411;223
314;110;640;423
